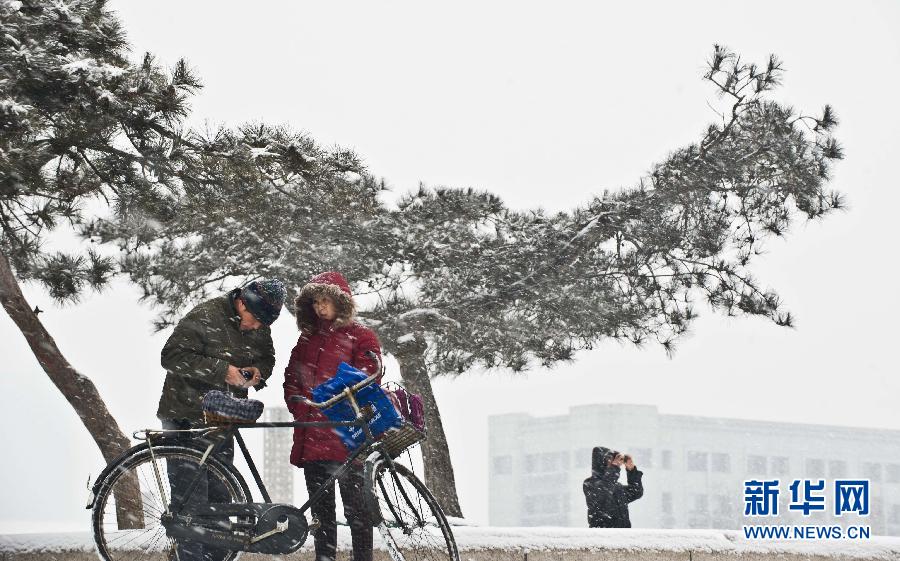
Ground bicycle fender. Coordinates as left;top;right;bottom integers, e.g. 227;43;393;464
86;438;229;509
86;442;152;509
363;450;388;523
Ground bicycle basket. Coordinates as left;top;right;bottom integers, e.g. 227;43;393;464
379;423;426;458
201;390;264;424
383;382;426;433
380;381;427;457
313;363;403;451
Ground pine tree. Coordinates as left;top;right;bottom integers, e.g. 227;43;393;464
99;46;843;519
90;121;383;326
0;0;207;528
358;46;843;514
0;0;199;458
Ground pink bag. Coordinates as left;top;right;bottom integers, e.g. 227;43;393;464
386;385;426;433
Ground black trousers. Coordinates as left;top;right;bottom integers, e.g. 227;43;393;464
162;419;235;561
303;461;373;561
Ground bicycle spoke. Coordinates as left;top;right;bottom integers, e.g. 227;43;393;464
138;461;168;513
140;526;168;556
107;527;154;550
379;475;406;527
169;539;180;561
101;480;165;532
94;446;245;561
369;459;457;561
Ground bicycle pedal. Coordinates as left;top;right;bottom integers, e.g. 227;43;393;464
308;517;321;533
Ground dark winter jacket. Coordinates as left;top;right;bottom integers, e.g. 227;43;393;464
157;289;276;422
583;446;644;528
283;272;382;465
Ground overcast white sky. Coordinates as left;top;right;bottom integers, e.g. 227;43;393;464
2;0;899;533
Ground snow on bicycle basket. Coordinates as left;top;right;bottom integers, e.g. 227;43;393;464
201;390;264;424
312;362;426;458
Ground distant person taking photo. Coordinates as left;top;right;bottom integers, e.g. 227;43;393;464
583;446;644;528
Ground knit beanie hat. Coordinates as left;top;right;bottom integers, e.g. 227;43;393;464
240;279;286;326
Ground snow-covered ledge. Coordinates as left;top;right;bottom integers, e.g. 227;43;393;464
3;527;900;561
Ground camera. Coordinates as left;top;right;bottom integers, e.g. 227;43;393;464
240;369;254;381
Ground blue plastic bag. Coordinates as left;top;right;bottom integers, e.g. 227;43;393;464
311;362;402;450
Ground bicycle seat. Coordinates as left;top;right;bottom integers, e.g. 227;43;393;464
202;390;264;424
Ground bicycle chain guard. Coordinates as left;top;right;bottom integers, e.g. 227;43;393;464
249;504;309;554
162;502;309;555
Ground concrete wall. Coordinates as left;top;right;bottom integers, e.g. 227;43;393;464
0;549;892;561
3;529;899;561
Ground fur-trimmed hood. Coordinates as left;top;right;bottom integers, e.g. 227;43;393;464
294;271;356;333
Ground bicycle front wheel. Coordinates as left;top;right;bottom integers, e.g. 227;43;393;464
365;455;459;561
91;444;249;561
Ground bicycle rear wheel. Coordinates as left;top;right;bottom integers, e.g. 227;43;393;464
92;444;248;561
365;455;459;561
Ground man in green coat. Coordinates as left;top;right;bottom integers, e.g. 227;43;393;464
158;279;285;561
157;279;284;422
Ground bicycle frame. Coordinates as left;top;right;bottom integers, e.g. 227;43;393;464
143;375;389;520
90;369;455;561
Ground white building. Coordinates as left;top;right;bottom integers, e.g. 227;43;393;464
489;404;900;535
263;407;295;504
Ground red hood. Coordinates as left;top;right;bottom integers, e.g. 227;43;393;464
308;271;352;297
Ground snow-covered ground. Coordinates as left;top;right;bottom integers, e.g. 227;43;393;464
2;527;900;560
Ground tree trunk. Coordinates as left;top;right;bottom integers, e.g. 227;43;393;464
394;336;463;518
0;249;143;529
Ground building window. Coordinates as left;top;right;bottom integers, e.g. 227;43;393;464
771;456;789;476
632;448;652;468
805;458;825;478
661;493;673;515
829;460;847;479
711;453;731;473
688;516;708;529
687;451;708;472
541;452;559;472
523;495;537;515
863;462;883;482
546;451;569;471
713;494;732;515
543;495;561;514
492;456;512;475
575;448;592;469
688;495;710;528
692;494;709;514
661;450;673;470
747;455;767;475
890;504;900;525
886;464;900;483
523;494;560;515
523;452;572;474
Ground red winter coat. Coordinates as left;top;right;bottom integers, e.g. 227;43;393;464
283;272;382;465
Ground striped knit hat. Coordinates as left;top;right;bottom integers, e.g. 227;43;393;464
240;278;286;326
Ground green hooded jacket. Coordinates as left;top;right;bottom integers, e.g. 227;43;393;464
157;289;276;422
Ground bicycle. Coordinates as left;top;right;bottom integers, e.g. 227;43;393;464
87;372;459;561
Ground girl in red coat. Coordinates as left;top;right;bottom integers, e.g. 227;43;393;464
283;271;381;561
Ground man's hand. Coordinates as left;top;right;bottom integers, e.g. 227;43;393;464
225;365;261;388
610;453;625;467
225;365;246;386
241;366;262;388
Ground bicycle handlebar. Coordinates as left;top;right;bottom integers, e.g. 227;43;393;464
289;373;379;409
